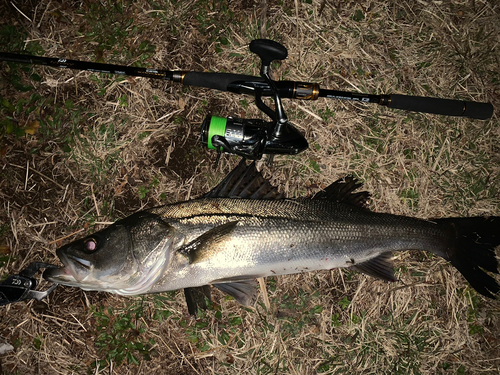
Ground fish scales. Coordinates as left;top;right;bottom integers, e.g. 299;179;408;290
146;198;448;292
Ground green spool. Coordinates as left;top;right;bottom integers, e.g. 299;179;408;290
207;116;227;150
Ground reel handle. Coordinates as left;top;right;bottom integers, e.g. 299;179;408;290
249;39;288;67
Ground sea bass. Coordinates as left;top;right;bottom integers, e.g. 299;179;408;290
44;161;500;310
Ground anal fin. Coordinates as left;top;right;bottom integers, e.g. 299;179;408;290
211;276;260;305
351;252;396;282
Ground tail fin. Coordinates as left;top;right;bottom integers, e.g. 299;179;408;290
435;217;500;298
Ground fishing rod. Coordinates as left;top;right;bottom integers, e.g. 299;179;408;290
0;39;494;162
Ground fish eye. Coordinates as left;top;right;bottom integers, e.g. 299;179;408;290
83;238;97;252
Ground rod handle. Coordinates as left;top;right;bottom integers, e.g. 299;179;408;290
384;94;493;120
182;71;261;91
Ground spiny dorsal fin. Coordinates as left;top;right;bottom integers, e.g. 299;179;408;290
204;159;284;200
350;252;396;282
312;176;370;209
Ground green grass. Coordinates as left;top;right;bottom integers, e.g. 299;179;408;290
1;62;89;153
91;302;155;367
0;25;45;55
80;1;156;63
0;223;12;274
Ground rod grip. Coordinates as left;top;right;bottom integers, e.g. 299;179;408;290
182;71;260;91
386;94;493;120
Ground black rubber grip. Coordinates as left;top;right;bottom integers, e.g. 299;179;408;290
182;71;260;91
388;94;493;120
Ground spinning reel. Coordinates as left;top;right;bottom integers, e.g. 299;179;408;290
200;40;308;162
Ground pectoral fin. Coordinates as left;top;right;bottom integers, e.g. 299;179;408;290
351;252;397;282
178;221;238;264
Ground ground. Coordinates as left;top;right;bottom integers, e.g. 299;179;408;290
0;0;499;374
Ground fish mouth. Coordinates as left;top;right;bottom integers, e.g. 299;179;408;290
43;251;92;285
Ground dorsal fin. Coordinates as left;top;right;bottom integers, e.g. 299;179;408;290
203;159;284;200
312;176;370;209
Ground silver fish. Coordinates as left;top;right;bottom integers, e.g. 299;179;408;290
44;161;500;310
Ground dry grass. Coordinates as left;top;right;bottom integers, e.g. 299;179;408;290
1;0;499;374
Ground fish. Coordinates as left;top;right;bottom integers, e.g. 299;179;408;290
44;160;500;313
